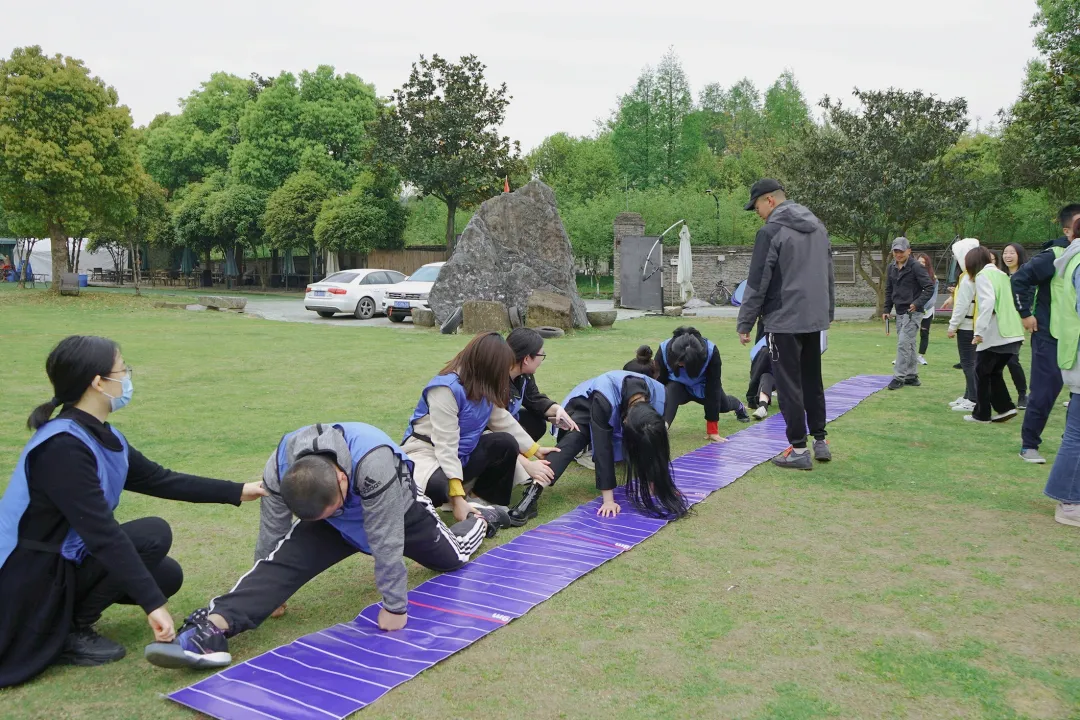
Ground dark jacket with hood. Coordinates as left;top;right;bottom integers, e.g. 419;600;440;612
1011;236;1070;336
737;201;835;335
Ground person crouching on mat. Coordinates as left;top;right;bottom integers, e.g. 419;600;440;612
510;370;689;522
746;321;776;420
144;422;503;670
0;336;265;687
656;326;750;442
402;331;559;527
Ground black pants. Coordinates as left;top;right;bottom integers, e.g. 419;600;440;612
1021;331;1063;450
208;495;486;636
425;432;519;506
662;381;741;426
542;397;594;486
73;517;183;627
919;314;933;355
956;329;977;401
517;407;548;442
973;350;1018;421
769;332;827;447
1006;354;1027;397
746;351;775;407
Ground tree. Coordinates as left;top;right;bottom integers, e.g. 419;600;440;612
263;170;331;250
371;54;521;249
527;133;620;206
611;66;659;188
87;171;168;293
314;175;406;253
0;46;140;290
780;88;969;313
763;70;812;145
653;48;693;185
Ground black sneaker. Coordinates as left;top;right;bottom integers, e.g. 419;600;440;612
144;608;231;669
56;626;126;666
904;376;921;387
813;439;831;462
477;504;521;532
953;363;962;369
735;405;751;423
1017;394;1028;409
509;483;543;524
772;447;813;470
887;378;905;390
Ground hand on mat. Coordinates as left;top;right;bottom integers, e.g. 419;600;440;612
241;481;268;502
738;332;751;346
524;458;555;486
707;433;727;443
551;405;579;432
597;499;621;518
148;606;175;642
1023;316;1038;333
270;604;287;619
947;328;956;339
378;607;408;631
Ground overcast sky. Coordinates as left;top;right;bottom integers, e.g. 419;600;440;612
1;0;1040;152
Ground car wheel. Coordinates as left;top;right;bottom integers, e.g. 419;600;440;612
534;326;565;338
388;311;406;323
316;311;335;318
354;296;376;320
440;307;463;334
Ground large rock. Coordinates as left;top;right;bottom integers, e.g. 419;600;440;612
526;291;572;330
462;300;511;334
428;181;588;328
411;308;436;327
199;295;247;311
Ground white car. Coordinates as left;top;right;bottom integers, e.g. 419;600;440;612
383;262;445;323
304;268;407;319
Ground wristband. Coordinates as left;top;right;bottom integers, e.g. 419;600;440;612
448;479;465;497
523;442;540;459
707;420;719;436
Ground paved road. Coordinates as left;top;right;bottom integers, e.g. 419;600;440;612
237;296;876;328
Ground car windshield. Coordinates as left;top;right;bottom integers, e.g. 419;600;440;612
323;272;359;284
407;266;442;283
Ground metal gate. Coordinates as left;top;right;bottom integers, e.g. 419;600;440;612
619;236;663;312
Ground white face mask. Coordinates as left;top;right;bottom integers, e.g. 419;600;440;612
101;374;134;412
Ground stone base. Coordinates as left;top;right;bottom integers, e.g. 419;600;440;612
662;306;683;317
153;301;189;310
412;308;436;327
198;295;247;311
526;290;573;330
463;300;511;333
586;310;617;328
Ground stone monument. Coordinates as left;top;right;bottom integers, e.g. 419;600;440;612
428;180;589;328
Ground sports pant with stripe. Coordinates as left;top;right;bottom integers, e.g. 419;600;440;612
207;494;485;636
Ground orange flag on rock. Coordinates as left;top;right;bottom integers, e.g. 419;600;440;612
503;176;510;193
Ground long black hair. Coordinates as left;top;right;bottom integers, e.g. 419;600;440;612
667;326;707;378
622;345;658;378
28;335;120;430
506;327;544;365
621;401;689;519
1000;243;1028;274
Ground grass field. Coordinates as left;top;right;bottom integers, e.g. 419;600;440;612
0;287;1078;720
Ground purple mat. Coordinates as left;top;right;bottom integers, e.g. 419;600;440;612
168;375;891;719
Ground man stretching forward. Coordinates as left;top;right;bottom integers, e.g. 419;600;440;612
144;422;509;669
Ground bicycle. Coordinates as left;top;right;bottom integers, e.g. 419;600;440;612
710;279;733;306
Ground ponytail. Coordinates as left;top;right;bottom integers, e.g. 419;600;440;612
623;345;658;378
27;398;60;430
27;335;120;431
621;402;689;519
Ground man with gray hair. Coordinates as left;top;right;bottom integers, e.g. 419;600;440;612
883;237;935;390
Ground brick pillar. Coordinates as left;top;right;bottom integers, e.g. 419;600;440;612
613;212;644;307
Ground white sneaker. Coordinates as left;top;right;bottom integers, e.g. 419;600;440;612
1055;502;1080;527
891;359;896;365
964;415;991;424
951;399;975;412
917;355;928;365
991;409;1018;423
575;451;595;470
1065;401;1071;408
752;405;768;420
949;396;966;407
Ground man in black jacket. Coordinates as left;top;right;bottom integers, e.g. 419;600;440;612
737;179;835;470
1011;203;1080;464
883;237;935;390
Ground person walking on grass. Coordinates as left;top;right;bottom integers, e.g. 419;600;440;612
997;243;1031;409
946;239;982;413
1044;214;1080;527
736;179;835;470
1012;204;1080;464
963;247;1025;424
914;253;939;367
883;238;935;391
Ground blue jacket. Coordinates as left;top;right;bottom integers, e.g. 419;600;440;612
1011;236;1070;336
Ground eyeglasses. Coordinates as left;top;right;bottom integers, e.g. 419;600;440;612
535;353;547;359
108;364;133;378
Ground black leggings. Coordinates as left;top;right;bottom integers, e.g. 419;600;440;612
425;432;520;507
516;407;548;442
1006;353;1027;397
73;517;183;627
919;314;933;355
662;381;741;426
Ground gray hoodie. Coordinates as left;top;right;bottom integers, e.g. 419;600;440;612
256;424;413;614
736;201;835;335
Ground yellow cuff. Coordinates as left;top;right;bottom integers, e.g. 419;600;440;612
448;479;465;497
523;442;540;459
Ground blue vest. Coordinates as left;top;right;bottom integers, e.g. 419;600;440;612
277;423;412;554
0;419;129;571
659;337;717;400
561;371;666;462
750;336;768;362
402;373;493;465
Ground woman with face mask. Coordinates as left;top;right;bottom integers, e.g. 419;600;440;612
0;336;266;688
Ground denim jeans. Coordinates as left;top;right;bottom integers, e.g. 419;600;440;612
894;311;922;381
1021;331;1063;450
1045;393;1080;503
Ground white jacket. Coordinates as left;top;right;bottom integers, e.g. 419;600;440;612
973;267;1024;351
947;238;980;332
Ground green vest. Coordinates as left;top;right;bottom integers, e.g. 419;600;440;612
976;267;1024;340
1052;251;1080;369
1035;246;1066;329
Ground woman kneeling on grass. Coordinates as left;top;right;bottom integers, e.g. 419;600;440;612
0;336;265;688
510;370;689;522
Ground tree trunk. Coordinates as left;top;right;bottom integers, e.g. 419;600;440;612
202;247;212;288
48;223;67;294
445;198;458;251
130;242;142;296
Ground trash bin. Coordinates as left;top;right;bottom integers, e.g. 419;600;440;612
78;274;88;287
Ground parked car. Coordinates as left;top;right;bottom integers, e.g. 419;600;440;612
383;262;445;323
304;269;407;319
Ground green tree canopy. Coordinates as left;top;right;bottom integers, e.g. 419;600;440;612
314;175;406;252
263;170;331;249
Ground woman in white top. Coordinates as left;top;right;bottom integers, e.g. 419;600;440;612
945;238;981;412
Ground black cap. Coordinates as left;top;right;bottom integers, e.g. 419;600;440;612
745;179;784;211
